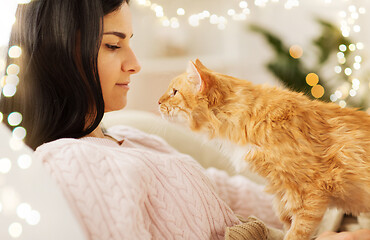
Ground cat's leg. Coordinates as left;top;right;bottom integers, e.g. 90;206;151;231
283;201;328;240
274;197;292;232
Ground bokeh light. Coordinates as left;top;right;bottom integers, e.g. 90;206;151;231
339;44;347;52
8;46;22;59
2;84;17;97
177;8;185;16
26;210;41;225
17;154;32;169
16;203;32;219
306;73;319;86
311;84;325;98
7;112;22;126
9;137;25;151
8;222;22;238
289;45;303;59
12;126;27;140
6;64;20;75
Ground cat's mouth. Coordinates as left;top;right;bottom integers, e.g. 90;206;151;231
159;106;188;124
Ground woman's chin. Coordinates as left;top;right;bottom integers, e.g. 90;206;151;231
104;102;127;113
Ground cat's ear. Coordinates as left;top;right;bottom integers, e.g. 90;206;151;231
194;59;208;70
186;60;204;92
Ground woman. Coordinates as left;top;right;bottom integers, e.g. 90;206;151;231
0;0;368;239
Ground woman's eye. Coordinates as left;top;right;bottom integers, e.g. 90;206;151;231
105;44;120;50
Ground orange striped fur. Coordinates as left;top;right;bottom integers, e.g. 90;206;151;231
158;59;370;240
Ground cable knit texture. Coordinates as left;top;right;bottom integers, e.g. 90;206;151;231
34;125;282;240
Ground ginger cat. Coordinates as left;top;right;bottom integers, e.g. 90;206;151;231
158;59;370;240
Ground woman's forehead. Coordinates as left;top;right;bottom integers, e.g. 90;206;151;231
103;3;132;33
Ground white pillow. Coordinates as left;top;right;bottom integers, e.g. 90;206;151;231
103;109;266;184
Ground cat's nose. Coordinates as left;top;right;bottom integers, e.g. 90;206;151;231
158;96;165;105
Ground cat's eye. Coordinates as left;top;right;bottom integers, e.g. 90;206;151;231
170;89;178;97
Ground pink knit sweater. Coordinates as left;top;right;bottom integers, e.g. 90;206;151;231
35;125;281;240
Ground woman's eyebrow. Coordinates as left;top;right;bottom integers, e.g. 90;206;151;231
103;31;134;39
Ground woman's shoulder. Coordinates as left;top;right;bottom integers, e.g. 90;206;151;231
34;136;150;179
34;137;112;164
36;138;98;153
36;138;84;153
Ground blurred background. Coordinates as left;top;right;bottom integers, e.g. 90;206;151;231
127;0;370;113
0;0;369;239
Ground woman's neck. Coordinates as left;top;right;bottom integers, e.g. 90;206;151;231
86;125;121;144
87;125;105;138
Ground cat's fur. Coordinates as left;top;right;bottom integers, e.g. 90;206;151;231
158;59;370;240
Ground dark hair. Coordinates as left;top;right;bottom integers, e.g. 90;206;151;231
0;0;129;150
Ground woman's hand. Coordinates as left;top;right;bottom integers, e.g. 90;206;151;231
316;230;370;240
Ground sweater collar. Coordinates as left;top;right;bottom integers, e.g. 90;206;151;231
80;136;123;147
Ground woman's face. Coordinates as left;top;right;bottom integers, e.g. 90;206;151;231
98;2;141;112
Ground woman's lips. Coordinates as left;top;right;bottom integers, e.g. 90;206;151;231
116;83;130;89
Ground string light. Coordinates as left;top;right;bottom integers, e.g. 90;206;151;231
330;94;338;102
177;8;185;16
134;0;258;29
330;2;368;108
344;68;352;76
339;100;347;108
334;66;342;74
254;0;297;8
284;0;299;10
339;44;347;52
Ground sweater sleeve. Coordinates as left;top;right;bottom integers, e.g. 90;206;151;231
35;140;152;240
204;167;283;229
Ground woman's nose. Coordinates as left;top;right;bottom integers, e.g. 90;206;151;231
122;49;141;74
128;59;141;74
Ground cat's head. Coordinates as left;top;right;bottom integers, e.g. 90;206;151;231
158;59;232;131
